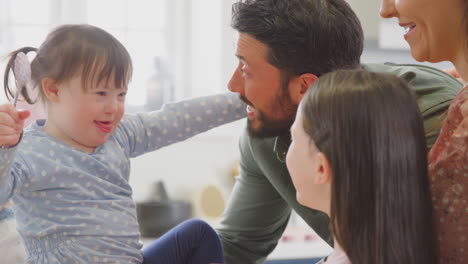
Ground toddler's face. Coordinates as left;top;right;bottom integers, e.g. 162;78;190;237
46;73;127;152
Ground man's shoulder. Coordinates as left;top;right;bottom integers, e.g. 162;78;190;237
363;62;463;149
362;62;462;108
362;62;462;89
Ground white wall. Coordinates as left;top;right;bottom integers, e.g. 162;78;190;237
347;0;380;40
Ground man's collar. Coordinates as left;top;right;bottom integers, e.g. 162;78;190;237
273;132;292;163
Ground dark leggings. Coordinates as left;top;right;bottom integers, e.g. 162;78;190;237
142;218;224;264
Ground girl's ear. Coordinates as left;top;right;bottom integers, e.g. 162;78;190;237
42;78;60;102
290;73;319;105
313;152;332;185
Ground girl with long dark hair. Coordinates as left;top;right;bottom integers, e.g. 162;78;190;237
286;69;438;264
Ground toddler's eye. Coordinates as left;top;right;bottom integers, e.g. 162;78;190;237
96;91;107;96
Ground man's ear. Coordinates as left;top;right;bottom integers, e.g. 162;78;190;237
313;152;332;185
290;73;318;105
42;78;60;102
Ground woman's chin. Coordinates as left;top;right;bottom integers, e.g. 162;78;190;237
409;47;429;63
409;45;447;64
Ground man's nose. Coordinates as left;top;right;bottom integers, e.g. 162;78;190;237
228;69;244;95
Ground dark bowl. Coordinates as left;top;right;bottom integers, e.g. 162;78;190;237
136;201;192;237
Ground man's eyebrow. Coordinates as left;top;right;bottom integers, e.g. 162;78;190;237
236;54;248;64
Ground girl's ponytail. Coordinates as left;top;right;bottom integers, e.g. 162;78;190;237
3;47;37;104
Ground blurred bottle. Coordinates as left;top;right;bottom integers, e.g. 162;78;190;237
149;181;170;202
145;56;174;111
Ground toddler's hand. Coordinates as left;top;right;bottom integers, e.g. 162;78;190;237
0;104;30;147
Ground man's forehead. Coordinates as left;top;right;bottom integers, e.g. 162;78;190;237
234;32;268;62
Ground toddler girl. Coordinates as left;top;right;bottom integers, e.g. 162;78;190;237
0;24;245;264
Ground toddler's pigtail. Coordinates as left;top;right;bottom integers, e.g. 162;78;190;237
3;47;37;104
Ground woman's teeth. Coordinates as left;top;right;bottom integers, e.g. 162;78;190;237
404;24;416;34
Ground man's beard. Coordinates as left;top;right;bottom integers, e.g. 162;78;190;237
240;93;297;138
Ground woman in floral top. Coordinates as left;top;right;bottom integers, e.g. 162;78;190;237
380;0;468;262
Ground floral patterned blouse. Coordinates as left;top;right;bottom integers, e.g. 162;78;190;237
428;84;468;264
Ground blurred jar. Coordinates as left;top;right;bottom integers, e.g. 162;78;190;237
145;56;174;111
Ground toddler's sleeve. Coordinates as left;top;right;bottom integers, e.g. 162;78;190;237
0;149;28;204
119;92;246;157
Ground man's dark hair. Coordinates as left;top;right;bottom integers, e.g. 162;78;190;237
232;0;364;78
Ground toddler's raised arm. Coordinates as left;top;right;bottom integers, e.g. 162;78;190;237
117;92;246;157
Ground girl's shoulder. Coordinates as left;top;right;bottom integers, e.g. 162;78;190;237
21;120;59;149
